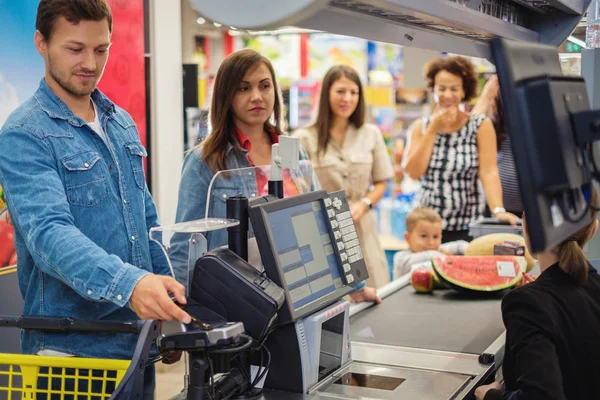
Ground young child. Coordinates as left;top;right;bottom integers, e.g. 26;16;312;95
393;207;468;279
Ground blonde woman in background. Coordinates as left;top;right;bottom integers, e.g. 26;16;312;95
294;65;394;289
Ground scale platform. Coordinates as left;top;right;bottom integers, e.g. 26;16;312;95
315;361;471;400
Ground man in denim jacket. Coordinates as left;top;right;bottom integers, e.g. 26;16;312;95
0;0;190;370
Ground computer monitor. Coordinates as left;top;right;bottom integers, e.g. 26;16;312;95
491;38;600;253
249;190;362;322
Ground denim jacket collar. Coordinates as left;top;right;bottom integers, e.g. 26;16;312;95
34;79;116;128
196;129;248;157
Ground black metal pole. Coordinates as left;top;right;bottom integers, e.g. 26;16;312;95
268;180;284;199
187;353;208;400
227;196;249;261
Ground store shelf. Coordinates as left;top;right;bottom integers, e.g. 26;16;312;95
189;0;589;58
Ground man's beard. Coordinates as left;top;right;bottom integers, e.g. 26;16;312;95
48;54;99;97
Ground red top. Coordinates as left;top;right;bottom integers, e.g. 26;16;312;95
234;127;299;197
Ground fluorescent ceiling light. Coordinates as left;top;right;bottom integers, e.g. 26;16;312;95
229;26;320;36
196;17;205;25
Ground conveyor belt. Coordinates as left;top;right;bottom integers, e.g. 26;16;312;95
350;285;506;355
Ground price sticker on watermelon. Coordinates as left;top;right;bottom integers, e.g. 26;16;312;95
497;261;517;278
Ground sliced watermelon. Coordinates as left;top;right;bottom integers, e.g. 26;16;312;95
432;256;527;293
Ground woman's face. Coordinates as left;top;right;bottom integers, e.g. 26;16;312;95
329;76;360;121
232;62;275;128
433;70;465;110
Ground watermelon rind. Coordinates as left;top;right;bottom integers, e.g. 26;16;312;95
432;256;527;293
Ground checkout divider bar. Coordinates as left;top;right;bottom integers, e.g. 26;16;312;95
348;275;411;317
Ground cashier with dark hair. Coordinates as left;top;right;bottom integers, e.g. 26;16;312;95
475;189;600;400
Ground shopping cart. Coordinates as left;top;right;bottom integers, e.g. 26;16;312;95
0;315;159;399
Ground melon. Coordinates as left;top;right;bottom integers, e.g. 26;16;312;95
432;255;527;293
465;233;537;272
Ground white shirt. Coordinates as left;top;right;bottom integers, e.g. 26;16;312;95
87;100;108;144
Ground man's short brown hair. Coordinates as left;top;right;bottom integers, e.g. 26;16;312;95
36;0;113;41
406;207;442;232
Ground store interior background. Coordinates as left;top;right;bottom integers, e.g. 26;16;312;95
0;0;594;280
0;0;588;243
178;0;587;249
0;1;595;397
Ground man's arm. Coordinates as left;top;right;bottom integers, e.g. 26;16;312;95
0;127;148;307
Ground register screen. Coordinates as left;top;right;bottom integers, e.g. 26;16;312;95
266;200;344;310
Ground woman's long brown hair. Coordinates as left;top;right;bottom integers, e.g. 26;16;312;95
194;49;284;173
311;65;365;157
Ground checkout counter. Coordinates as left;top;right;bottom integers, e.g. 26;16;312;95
347;277;505;399
152;158;507;400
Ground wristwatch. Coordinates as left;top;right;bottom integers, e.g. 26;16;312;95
492;206;506;216
362;197;373;209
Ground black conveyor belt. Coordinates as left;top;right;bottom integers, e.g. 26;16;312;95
350;286;506;355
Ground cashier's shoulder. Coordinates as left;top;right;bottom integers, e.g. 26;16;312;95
501;283;544;314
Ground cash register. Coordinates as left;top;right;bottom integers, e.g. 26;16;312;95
157;183;481;399
247;189;368;393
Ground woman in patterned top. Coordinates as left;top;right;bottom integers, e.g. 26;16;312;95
402;56;519;242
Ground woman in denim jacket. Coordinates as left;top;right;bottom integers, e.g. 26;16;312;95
175;49;316;252
174;49;379;303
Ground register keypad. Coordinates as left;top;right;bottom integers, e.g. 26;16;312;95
324;190;368;286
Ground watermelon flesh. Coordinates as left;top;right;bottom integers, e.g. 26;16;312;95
432;256;527;292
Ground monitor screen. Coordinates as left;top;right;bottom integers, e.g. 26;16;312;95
491;38;594;252
265;199;344;310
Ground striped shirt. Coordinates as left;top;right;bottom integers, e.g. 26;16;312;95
497;135;523;213
418;114;486;231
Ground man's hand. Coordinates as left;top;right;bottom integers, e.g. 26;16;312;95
474;382;503;400
349;286;382;304
130;274;191;324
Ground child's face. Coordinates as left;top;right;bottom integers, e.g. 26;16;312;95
405;221;443;253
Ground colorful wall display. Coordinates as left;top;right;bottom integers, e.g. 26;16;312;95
0;0;147;147
307;33;368;83
367;41;404;85
0;1;43;128
98;0;147;147
237;34;301;86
